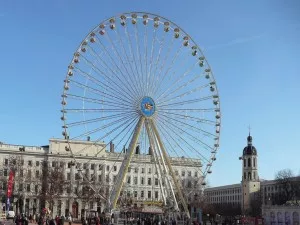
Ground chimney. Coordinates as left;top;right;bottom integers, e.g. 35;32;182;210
110;142;115;153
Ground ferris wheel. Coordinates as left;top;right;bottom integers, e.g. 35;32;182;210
61;12;221;217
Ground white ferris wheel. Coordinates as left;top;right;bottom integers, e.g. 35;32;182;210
61;12;221;217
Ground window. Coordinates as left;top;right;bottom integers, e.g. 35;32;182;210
68;162;71;168
113;176;116;182
21;160;24;165
155;178;158;186
244;172;246;180
253;172;256;180
248;172;251;180
134;167;138;173
128;167;131;172
141;177;144;185
148;168;151;174
113;166;117;172
91;164;95;170
248;158;251;167
106;175;109;182
84;163;88;169
253;158;256;167
141;168;145;174
35;170;40;178
20;170;23;177
4;159;8;166
36;161;40;167
106;165;110;171
187;181;192;188
148;191;151;199
188;171;191;176
141;191;144;198
244;159;246;167
35;185;38;193
19;184;23;191
195;171;198;177
75;173;80;180
99;164;103;170
28;160;32;166
155;191;158;199
134;191;137;198
60;162;64;168
181;171;185;176
134;177;138;185
27;170;31;179
148;178;151;185
89;202;93;210
175;170;178;176
127;176;131;184
27;184;31;192
3;169;7;177
67;173;71;180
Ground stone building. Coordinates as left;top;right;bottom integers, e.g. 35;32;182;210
0;138;202;218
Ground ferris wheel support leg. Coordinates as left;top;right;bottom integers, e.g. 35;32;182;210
150;119;191;219
109;116;145;210
145;119;167;205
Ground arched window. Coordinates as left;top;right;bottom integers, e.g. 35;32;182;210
244;159;246;167
253;158;256;167
248;158;251;167
248;172;251;180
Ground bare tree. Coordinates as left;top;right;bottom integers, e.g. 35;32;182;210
274;169;300;205
40;160;66;212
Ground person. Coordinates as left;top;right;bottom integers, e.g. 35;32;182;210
60;215;65;225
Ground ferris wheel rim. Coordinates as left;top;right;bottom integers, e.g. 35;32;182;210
60;11;221;213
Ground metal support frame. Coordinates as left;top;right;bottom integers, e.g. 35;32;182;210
150;119;191;218
109;116;145;210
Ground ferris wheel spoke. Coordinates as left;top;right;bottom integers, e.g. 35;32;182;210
79;50;137;102
68;78;132;106
148;30;167;97
92;36;139;101
66;93;134;110
161;83;212;104
156;59;199;101
142;21;149;96
157;95;214;107
151;36;176;96
65;112;135;127
152;44;183;98
155;117;211;164
72;66;130;102
64;108;138;113
123;25;145;97
104;31;142;100
159;111;216;126
83;115;139;166
157;115;214;152
158;113;217;138
71;113;138;142
133;20;145;96
113;27;143;98
85;44;139;100
159;108;216;112
154;122;204;175
146;27;158;96
157;72;204;104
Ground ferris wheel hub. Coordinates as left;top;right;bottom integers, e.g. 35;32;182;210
140;96;156;117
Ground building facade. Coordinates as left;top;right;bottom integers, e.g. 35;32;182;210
0;138;202;218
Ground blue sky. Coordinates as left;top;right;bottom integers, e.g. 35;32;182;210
0;1;299;187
